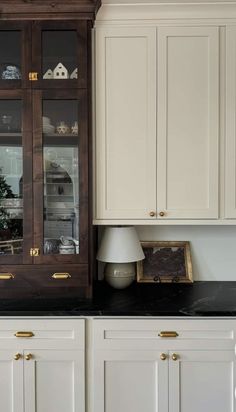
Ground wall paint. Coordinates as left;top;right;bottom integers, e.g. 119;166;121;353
136;226;236;281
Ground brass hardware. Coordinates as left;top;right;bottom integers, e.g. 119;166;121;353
14;331;34;338
158;331;179;338
52;273;71;279
159;211;165;217
14;353;21;361
29;72;38;81
172;353;179;361
160;353;167;361
149;211;156;217
0;273;15;280
25;353;33;361
30;248;40;257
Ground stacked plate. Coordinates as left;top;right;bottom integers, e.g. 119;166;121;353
43;117;55;134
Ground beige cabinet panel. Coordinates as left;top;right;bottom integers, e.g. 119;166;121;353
169;350;235;412
24;350;84;412
95;27;157;219
0;351;23;412
93;350;168;412
157;26;219;219
226;26;236;218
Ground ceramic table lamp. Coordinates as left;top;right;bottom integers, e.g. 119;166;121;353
97;226;145;289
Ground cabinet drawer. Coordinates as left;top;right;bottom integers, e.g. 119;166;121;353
93;319;236;350
0;265;89;298
0;319;84;350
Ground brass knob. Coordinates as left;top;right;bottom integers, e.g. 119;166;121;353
172;353;179;361
160;353;167;361
25;353;33;361
14;353;21;361
159;211;165;217
149;211;156;217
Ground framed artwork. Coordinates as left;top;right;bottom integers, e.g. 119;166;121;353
137;241;193;283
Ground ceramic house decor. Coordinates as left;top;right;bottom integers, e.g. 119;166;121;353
43;69;53;79
70;68;78;79
53;63;69;79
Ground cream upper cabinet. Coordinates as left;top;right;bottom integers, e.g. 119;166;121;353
157;27;219;219
226;26;236;218
94;25;220;222
95;27;157;220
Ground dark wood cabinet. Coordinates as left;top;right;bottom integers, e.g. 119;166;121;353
0;1;99;298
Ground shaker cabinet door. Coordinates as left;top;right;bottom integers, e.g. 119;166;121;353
95;27;157;220
93;350;168;412
157;26;219;219
169;350;235;412
0;350;24;412
24;350;85;412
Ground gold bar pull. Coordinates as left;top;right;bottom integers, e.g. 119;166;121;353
52;273;71;279
0;273;15;280
14;332;34;338
158;331;179;338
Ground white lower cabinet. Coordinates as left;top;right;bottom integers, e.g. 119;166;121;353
93;319;236;412
0;319;85;412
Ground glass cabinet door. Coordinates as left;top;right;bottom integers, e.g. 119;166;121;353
0;22;30;89
32;21;87;89
33;90;88;264
0;91;32;264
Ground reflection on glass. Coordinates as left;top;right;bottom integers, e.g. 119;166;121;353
42;31;77;80
0;100;23;255
0;31;21;80
43;100;79;255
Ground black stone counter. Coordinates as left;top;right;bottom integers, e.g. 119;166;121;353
0;281;235;316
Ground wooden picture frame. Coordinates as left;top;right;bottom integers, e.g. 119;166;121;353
137;241;193;283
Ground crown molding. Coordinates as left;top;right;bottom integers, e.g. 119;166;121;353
96;0;236;21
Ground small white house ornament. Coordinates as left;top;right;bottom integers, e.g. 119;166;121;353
71;121;78;135
43;69;53;79
53;63;69;79
70;68;78;79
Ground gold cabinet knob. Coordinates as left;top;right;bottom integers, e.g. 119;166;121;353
14;353;21;361
159;211;165;217
172;353;179;361
149;211;156;217
25;353;33;361
160;353;167;361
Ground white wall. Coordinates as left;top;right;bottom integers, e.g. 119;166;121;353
135;226;236;281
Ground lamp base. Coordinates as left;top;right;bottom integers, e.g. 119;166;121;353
104;262;135;289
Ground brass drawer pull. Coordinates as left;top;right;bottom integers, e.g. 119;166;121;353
158;331;179;338
0;273;15;280
52;273;71;279
14;331;34;338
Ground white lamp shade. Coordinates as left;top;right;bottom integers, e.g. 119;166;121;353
96;226;145;263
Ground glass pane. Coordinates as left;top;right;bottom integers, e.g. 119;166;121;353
0;100;23;255
0;31;21;80
43;100;79;255
42;31;77;80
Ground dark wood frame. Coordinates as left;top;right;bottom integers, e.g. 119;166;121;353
0;2;97;297
137;241;193;283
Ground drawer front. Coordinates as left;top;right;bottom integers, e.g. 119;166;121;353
0;264;89;298
0;319;84;350
93;319;236;350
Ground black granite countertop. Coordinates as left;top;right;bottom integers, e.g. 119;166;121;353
0;281;235;316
